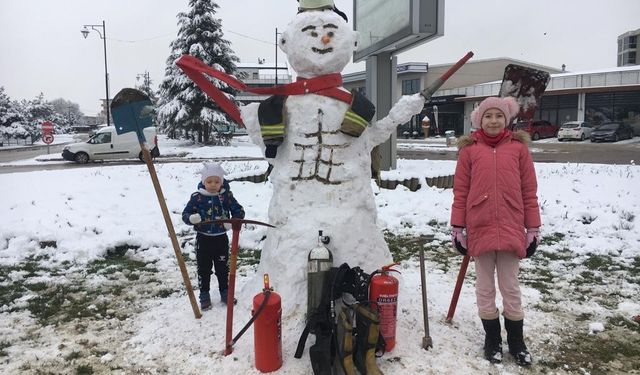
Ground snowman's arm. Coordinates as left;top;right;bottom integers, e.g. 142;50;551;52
366;93;425;147
240;103;266;150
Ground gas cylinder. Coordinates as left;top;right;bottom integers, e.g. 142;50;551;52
253;274;282;373
307;230;333;319
369;262;400;352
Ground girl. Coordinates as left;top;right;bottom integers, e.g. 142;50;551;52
450;96;541;366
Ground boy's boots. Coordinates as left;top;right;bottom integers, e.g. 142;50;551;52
199;291;212;311
504;318;532;366
354;305;384;375
219;289;237;305
481;318;503;364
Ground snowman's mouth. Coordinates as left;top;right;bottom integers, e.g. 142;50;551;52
312;47;333;54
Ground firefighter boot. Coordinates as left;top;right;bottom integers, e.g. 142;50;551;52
481;318;503;364
335;307;356;375
504;318;532;366
354;305;384;375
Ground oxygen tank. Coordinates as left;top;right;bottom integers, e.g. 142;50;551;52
253;274;282;373
307;230;333;320
370;263;400;351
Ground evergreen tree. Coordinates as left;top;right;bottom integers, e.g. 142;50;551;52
157;0;240;143
50;98;84;133
0;86;28;140
24;93;61;139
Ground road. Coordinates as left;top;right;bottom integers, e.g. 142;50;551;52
397;139;639;164
1;138;638;174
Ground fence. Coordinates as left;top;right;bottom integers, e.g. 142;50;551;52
228;173;455;191
0;136;34;147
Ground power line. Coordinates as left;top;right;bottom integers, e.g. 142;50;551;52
105;28;275;46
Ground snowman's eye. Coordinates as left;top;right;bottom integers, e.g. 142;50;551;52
310;31;318;37
327;31;334;38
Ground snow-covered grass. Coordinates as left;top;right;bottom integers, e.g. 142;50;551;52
0;142;639;374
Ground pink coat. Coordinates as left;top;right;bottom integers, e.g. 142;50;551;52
450;131;541;258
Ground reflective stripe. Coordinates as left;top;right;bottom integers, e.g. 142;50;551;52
344;111;368;129
260;123;285;136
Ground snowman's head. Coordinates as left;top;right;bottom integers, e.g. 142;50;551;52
280;10;358;78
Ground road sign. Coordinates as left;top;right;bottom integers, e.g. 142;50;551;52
42;121;54;133
43;133;54;144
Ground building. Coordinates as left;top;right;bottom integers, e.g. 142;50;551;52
443;65;640;135
235;61;292;104
618;28;639;67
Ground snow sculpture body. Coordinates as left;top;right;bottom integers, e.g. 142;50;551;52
239;10;424;316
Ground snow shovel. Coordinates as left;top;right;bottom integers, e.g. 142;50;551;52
421;51;474;101
419;247;433;349
202;218;275;356
111;88;202;319
498;64;551;122
445;255;470;324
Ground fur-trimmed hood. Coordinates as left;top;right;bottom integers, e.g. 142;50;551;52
456;130;531;149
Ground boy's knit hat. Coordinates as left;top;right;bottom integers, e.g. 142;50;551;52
200;162;225;183
470;96;520;128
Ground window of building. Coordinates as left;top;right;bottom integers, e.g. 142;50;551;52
585;91;640;128
402;79;420;95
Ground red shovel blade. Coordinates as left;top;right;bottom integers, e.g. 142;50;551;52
499;64;551;122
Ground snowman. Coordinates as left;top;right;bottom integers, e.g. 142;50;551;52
238;1;425;317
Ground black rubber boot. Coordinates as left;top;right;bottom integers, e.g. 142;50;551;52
504;318;532;366
481;318;503;364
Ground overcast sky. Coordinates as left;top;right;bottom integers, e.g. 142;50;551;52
1;0;638;116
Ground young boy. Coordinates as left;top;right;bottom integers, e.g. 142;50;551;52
182;162;245;310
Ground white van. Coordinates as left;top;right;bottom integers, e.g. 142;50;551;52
62;126;160;164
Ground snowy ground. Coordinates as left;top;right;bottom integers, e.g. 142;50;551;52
1;140;639;374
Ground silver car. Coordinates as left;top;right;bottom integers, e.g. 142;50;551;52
557;121;593;141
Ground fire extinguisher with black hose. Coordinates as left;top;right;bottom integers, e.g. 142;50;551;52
253;274;282;373
369;262;400;352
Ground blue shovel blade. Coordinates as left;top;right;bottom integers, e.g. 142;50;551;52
111;88;154;143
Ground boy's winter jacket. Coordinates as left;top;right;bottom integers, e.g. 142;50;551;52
450;130;541;258
182;180;245;235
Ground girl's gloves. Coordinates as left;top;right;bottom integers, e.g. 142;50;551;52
189;213;202;225
525;228;539;258
451;227;468;255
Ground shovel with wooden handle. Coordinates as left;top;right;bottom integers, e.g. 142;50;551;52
445;255;470;323
111;88;202;319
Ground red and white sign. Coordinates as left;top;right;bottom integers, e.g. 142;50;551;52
41;121;54;134
42;133;54;144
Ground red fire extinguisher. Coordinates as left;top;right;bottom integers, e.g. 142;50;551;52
369;262;400;352
253;274;282;373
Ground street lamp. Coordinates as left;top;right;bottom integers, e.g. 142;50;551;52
81;20;110;126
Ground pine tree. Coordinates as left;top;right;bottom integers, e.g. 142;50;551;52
157;0;239;143
0;86;28;141
24;93;61;139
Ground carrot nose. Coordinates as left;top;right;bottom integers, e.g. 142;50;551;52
321;35;331;45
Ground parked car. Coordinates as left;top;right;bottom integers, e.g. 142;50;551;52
590;122;634;143
557;121;593;141
62;126;160;164
513;120;560;140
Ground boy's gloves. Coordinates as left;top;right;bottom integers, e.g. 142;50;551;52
189;213;202;225
223;223;232;231
451;226;467;255
525;228;539;258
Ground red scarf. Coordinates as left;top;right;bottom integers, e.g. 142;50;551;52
176;55;352;126
475;128;511;147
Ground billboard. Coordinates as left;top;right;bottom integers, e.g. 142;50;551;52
353;0;444;62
